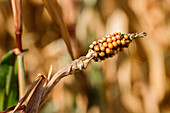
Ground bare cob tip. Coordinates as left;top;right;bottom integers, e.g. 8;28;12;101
139;32;147;37
129;32;147;40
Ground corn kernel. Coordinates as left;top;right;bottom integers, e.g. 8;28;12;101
110;33;115;36
112;41;117;47
110;50;114;54
106;48;111;54
103;42;108;47
117;47;120;52
98;59;102;62
124;35;128;39
108;43;113;49
126;40;130;44
93;41;97;45
106;34;111;38
112;36;116;41
117;40;121;45
102;37;106;41
121;40;126;45
116;35;120;40
100;46;105;51
99;39;104;43
94;45;100;51
99;52;105;57
115;32;118;35
89;44;94;49
107;38;112;43
113;50;118;54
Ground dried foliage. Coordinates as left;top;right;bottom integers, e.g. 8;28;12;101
0;0;170;113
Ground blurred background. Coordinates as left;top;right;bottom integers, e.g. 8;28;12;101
0;0;170;113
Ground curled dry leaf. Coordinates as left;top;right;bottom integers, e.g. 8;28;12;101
42;0;74;59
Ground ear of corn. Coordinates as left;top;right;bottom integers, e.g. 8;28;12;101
88;32;147;62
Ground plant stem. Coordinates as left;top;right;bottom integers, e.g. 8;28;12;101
11;0;25;101
11;0;22;52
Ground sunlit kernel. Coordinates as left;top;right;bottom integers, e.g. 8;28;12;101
117;40;121;45
106;48;111;54
100;46;105;51
94;45;100;51
124;35;128;39
112;41;117;47
126;40;130;44
102;37;106;41
99;52;105;57
108;43;113;49
112;36;116;41
103;42;108;47
89;44;94;49
121;40;126;45
93;41;97;45
116;35;120;40
107;38;112;43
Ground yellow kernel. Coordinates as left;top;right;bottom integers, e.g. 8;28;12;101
108;43;113;49
121;40;126;45
113;50;118;54
117;47;120;52
110;33;115;36
98;39;104;43
93;41;97;45
112;36;116;41
89;44;94;49
111;33;115;36
100;46;105;51
102;37;106;41
110;50;114;54
115;32;118;35
126;40;131;44
94;45;100;51
124;35;128;39
118;32;121;35
117;40;121;45
112;41;117;47
98;59;102;62
116;35;120;40
106;34;111;38
99;52;105;57
106;48;111;54
103;42;108;47
107;38;112;43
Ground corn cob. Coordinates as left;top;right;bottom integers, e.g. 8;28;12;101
87;32;147;62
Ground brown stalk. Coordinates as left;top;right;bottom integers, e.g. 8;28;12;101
42;55;93;99
11;0;22;52
11;0;26;101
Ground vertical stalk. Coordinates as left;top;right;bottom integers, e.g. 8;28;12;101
11;0;22;52
17;54;25;100
11;0;25;101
